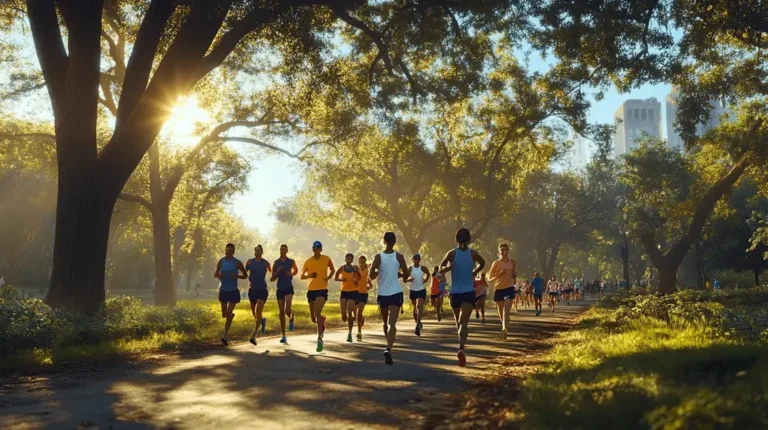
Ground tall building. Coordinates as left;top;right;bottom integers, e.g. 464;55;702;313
666;86;730;151
613;98;662;157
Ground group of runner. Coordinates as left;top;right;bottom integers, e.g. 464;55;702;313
213;228;581;367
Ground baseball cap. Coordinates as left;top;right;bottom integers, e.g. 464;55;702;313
312;241;322;248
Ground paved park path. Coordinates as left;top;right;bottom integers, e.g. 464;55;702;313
1;301;590;429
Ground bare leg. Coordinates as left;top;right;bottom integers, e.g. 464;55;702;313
458;302;473;350
340;298;348;322
357;301;366;334
278;298;287;337
386;305;399;350
314;297;327;338
347;299;356;333
223;302;236;339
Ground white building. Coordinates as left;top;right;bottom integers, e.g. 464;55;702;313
613;98;662;157
666;86;730;151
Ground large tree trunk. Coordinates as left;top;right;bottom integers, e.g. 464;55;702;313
152;204;175;305
47;176;117;313
657;261;679;295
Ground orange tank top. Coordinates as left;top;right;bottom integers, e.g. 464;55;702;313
357;267;370;293
340;266;358;292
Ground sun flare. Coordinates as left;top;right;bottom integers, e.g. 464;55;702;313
161;95;211;147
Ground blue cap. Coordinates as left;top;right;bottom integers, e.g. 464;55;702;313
312;241;322;248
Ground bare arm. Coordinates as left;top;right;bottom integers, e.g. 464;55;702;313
300;263;316;280
396;253;411;281
291;261;299;276
213;259;222;279
326;259;336;281
471;250;486;277
369;254;382;280
334;266;344;282
487;260;501;282
439;250;455;275
266;261;272;274
236;261;248;279
270;260;279;282
422;266;431;283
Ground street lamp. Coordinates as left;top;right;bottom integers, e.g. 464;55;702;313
616;197;630;289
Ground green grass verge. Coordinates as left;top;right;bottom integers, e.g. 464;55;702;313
521;289;768;429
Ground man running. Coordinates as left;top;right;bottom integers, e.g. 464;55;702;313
300;241;335;352
245;245;271;345
272;244;298;344
214;243;247;346
355;255;372;341
440;228;485;367
574;277;583;301
474;273;489;323
406;253;430;336
547;275;559;313
488;243;516;339
335;253;360;343
430;266;446;322
530;272;544;316
370;232;410;365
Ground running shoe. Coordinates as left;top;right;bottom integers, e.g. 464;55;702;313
289;313;295;332
221;337;228;346
347;333;353;343
415;325;421;336
437;313;442;322
457;349;466;367
475;310;479;319
280;336;287;344
357;333;363;342
249;336;257;345
317;338;323;352
261;317;267;334
482;318;486;324
384;349;393;365
501;328;508;340
400;307;404;315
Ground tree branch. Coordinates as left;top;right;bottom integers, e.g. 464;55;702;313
26;0;68;111
119;192;154;211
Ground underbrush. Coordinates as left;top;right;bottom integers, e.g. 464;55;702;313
522;287;768;429
0;284;381;373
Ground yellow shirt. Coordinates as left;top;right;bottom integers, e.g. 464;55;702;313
340;266;358;292
357;267;370;293
302;255;333;291
488;259;516;290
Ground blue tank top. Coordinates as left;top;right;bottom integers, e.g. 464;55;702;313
247;258;269;290
273;258;295;290
218;257;240;292
451;247;475;294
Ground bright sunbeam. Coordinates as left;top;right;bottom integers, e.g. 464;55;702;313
160;95;210;148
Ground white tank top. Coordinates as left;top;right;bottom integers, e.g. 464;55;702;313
378;251;402;296
409;265;426;291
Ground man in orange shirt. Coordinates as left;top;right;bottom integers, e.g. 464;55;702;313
300;241;335;352
487;243;516;340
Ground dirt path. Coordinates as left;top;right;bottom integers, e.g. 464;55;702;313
1;301;590;429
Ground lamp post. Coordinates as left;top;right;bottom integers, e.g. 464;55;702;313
616;197;630;289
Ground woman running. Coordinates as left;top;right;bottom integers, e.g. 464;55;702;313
355;255;372;341
474;272;489;323
406;253;430;336
547;275;559;313
430;265;446;322
335;253;360;343
246;245;272;345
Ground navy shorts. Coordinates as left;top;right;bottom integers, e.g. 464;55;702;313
450;291;477;308
431;293;443;299
533;293;543;300
378;292;404;309
248;288;268;303
409;289;427;301
218;289;241;304
494;288;515;302
549;292;560;297
276;287;294;301
340;291;359;301
358;293;369;304
307;289;328;303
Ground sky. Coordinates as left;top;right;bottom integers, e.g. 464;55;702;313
2;23;674;237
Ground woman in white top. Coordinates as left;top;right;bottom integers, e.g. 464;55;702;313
547;276;559;313
406;253;430;337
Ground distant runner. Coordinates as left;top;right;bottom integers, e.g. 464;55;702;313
430;265;446;322
370;232;410;365
488;243;516;339
214;243;247;346
272;244;298;344
547;276;559;313
440;228;485;367
245;245;271;345
406;254;429;336
474;273;489;323
531;272;544;316
335;253;360;343
574;277;583;301
356;255;372;341
300;241;335;353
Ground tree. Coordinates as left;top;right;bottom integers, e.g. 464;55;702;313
537;0;768;293
10;0;524;312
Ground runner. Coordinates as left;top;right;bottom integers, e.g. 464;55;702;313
370;232;410;365
430;265;446;322
574;277;583;301
474;272;489;323
271;244;298;344
300;241;335;353
335;253;360;343
524;279;533;308
355;255;372;341
530;272;544;316
487;243;516;339
245;245;272;345
440;228;485;367
214;243;247;346
547;275;559;313
562;279;574;305
405;253;430;336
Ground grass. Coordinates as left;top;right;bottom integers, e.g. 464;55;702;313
519;289;768;429
0;291;397;374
